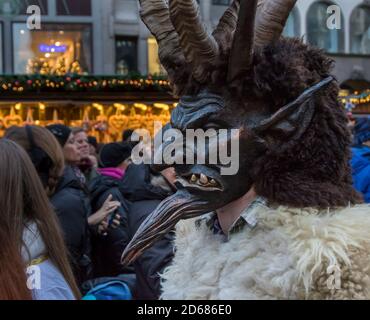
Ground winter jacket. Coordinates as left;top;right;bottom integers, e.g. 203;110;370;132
161;203;370;300
89;173;132;278
121;164;175;300
50;165;92;285
351;146;370;203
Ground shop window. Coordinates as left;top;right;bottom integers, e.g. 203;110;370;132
13;23;92;74
307;1;345;54
116;37;138;75
350;5;370;55
56;0;92;16
147;38;166;76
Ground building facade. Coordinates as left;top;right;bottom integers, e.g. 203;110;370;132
0;0;369;85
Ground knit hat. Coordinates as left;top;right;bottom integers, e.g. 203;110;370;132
99;142;132;168
354;118;370;146
46;124;72;147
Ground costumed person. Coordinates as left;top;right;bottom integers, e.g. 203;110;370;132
0;139;80;300
122;0;370;300
351;118;370;203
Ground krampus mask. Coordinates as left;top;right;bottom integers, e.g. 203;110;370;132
122;0;361;265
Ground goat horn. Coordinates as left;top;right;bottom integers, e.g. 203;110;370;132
255;0;297;47
169;0;219;83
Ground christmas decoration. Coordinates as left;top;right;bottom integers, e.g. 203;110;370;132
69;60;83;75
53;57;67;76
3;106;23;128
0;74;170;94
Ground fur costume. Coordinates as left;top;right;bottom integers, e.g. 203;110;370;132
161;204;370;300
122;0;370;300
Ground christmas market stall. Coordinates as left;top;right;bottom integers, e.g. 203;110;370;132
0;73;176;142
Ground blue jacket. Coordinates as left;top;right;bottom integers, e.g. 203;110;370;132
351;146;370;203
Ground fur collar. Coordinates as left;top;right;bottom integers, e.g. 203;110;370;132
161;204;370;300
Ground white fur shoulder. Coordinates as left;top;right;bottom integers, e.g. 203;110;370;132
160;204;370;300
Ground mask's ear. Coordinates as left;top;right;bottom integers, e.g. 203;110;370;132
253;76;334;152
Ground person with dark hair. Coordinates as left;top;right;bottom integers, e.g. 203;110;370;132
351;118;370;203
0;139;80;300
88;142;133;277
122;129;134;142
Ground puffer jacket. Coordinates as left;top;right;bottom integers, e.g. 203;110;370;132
351;146;370;203
50;165;92;286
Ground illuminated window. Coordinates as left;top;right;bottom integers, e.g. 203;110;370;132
116;37;138;75
147;38;166;76
13;23;92;74
350;5;370;55
56;0;92;16
307;1;345;54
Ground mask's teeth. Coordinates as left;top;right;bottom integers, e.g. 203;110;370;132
210;179;217;186
199;174;209;185
190;174;197;183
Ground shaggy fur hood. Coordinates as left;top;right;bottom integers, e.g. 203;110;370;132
160;204;370;300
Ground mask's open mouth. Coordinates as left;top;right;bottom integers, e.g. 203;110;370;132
175;165;225;192
176;174;223;192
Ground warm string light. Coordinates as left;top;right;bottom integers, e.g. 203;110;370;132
0;75;170;93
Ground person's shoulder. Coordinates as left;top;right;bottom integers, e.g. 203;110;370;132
31;260;75;301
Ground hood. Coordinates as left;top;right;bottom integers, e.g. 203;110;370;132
120;164;174;202
89;174;122;200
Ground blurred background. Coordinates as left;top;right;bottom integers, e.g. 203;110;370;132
0;0;369;141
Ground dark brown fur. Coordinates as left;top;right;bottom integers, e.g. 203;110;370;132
180;37;363;208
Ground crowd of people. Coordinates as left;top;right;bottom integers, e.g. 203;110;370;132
0;114;370;300
0;124;175;300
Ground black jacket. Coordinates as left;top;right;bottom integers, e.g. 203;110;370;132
121;164;175;300
50;166;92;285
89;173;133;278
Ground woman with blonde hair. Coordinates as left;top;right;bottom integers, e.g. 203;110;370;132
0;139;80;299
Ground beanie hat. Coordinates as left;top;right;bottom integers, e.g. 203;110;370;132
46;124;72;147
354;118;370;146
99;142;132;168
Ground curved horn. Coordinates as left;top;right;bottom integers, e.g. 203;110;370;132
138;0;187;92
212;0;241;52
227;0;258;83
255;0;297;47
169;0;219;83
